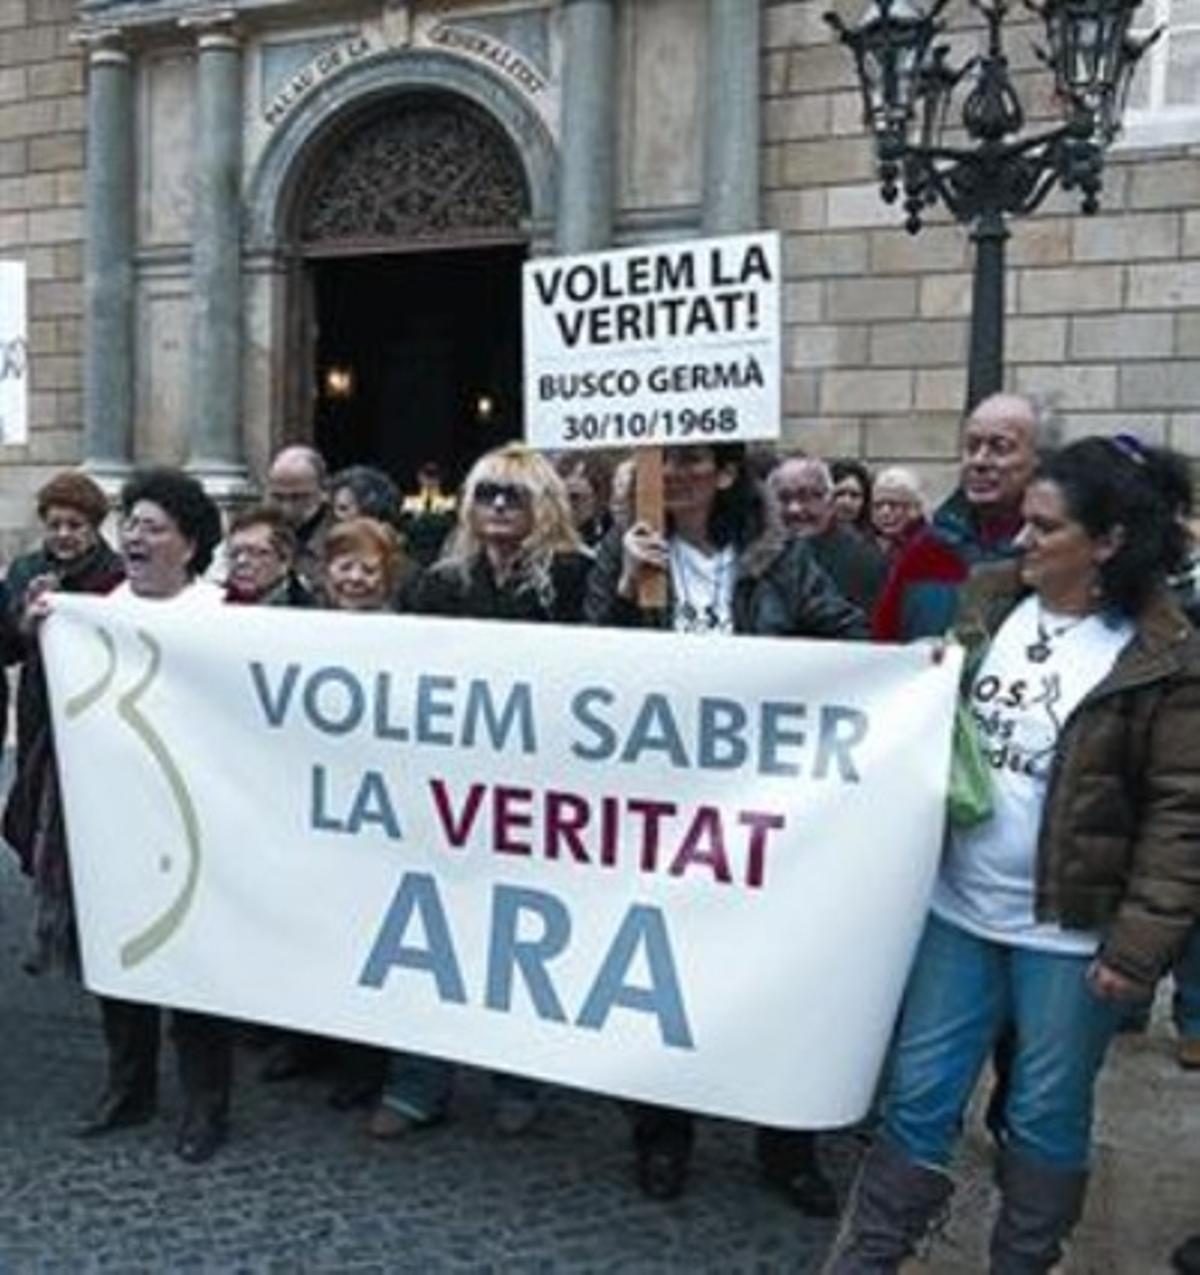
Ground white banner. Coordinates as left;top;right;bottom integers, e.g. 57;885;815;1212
44;597;958;1128
0;259;26;445
523;232;782;452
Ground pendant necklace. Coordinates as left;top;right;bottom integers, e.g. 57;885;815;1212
1026;603;1088;664
671;541;728;632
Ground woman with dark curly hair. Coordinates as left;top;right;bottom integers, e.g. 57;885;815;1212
831;458;875;539
829;437;1200;1273
585;442;866;1210
29;468;235;1163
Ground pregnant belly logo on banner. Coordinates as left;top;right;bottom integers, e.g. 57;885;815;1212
65;626;201;970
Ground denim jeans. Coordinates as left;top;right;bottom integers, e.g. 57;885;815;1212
1174;922;1200;1040
882;914;1123;1172
380;1052;539;1123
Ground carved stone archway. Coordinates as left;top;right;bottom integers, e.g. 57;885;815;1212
244;52;556;446
245;49;557;255
294;92;531;255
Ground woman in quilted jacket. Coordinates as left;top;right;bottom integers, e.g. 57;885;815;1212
829;436;1200;1274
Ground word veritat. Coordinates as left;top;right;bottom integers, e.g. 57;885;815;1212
532;240;773;348
249;662;869;1051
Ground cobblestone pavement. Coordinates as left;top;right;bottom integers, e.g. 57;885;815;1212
1;851;1196;1273
0;853;847;1273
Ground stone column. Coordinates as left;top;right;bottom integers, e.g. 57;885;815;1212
555;0;616;253
82;34;135;480
703;0;762;234
186;17;249;495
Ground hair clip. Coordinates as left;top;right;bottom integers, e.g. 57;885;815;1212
1110;433;1148;466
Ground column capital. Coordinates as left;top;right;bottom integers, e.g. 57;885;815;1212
72;27;130;66
179;10;241;50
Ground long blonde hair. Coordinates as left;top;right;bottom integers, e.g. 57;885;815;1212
439;444;583;604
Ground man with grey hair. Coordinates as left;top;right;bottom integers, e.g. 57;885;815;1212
767;454;887;613
266;444;331;595
873;392;1052;641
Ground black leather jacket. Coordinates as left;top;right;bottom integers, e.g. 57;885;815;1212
584;525;867;639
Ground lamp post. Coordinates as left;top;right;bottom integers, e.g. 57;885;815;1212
827;0;1160;408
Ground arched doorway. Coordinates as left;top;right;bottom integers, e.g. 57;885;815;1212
289;90;532;488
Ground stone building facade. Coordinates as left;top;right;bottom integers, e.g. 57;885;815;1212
0;0;85;549
0;0;1196;549
765;0;1200;495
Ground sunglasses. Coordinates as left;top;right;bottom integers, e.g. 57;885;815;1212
473;481;531;508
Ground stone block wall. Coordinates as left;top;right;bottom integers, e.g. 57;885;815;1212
0;0;84;558
764;0;1200;501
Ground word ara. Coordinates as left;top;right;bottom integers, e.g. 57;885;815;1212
359;872;695;1049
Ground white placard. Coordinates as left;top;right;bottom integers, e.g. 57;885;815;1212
44;597;957;1128
524;232;782;452
0;260;27;445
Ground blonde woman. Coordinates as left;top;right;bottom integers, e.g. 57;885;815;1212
410;443;591;621
367;444;590;1142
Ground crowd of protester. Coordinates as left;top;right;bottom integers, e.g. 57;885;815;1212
1;404;1198;1273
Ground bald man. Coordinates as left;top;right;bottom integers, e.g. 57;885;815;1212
767;455;887;613
873;393;1056;641
266;445;330;594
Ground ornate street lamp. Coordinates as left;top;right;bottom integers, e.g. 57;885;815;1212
827;0;1161;407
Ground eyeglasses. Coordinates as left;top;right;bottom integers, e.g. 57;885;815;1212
473;481;530;508
228;543;282;562
775;486;830;503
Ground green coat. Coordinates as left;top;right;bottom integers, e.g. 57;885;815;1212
953;561;1200;987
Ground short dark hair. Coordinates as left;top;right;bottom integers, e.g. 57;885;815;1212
552;450;616;507
330;465;401;525
830;458;874;532
228;504;298;562
1039;436;1191;616
37;470;110;527
831;458;873;497
120;467;222;578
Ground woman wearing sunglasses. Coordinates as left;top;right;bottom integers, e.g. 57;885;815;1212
367;443;590;1141
407;444;591;622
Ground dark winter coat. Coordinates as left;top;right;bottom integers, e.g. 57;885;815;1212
807;523;888;615
4;540;125;775
411;550;592;624
954;560;1200;986
584;524;867;638
2;540;124;974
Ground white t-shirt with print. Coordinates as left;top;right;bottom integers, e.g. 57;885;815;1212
668;540;735;635
931;594;1134;955
111;580;224;608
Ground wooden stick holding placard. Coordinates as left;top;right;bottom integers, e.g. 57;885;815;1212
635;447;667;611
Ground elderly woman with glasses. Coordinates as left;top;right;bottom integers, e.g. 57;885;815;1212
871;466;928;562
366;444;590;1141
223;505;312;607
